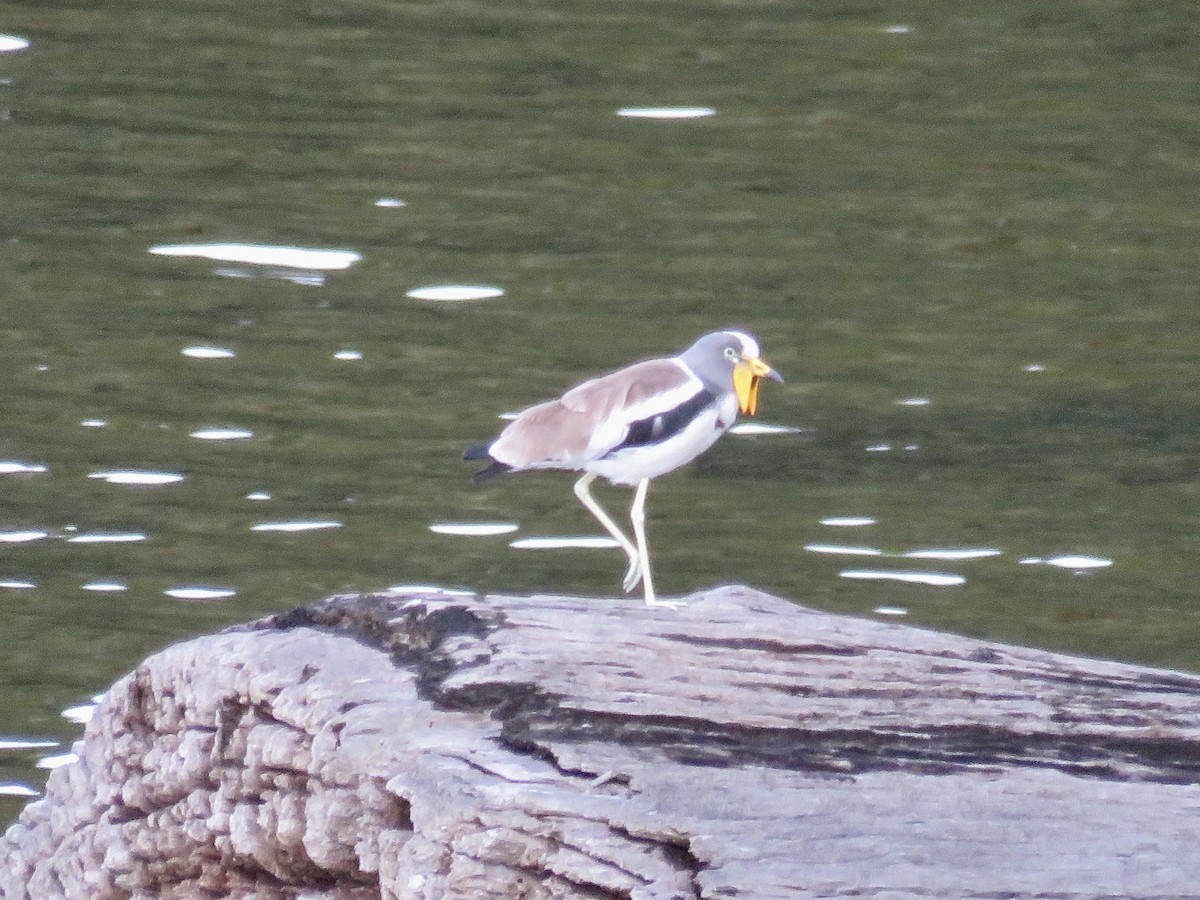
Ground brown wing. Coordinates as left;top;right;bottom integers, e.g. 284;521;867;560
489;358;700;469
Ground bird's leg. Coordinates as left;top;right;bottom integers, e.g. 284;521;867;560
622;555;643;594
573;473;642;591
629;478;655;603
629;478;686;609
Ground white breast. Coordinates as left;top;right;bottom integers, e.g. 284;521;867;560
585;392;738;486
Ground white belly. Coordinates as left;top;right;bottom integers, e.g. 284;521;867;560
585;395;736;486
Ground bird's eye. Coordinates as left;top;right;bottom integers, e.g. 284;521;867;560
724;346;739;361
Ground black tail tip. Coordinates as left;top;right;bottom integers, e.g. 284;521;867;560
464;442;510;481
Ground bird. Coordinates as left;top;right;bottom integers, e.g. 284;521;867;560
465;330;783;607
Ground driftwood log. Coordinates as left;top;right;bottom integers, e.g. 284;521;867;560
2;585;1200;898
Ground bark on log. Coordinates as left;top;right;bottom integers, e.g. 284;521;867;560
2;585;1199;899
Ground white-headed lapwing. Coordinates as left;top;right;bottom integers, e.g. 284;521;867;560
466;330;782;607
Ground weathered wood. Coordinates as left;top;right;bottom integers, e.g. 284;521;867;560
2;585;1199;898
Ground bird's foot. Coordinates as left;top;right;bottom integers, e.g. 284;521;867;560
644;595;688;610
622;557;643;593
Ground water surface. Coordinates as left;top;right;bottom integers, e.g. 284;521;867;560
2;1;1200;818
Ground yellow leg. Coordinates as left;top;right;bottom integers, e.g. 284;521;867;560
574;473;642;592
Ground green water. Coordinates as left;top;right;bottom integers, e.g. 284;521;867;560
1;0;1199;817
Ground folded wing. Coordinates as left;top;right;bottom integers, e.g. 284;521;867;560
488;359;706;470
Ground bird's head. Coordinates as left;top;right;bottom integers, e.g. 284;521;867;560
685;330;784;416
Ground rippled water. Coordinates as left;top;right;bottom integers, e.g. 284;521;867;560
2;1;1200;818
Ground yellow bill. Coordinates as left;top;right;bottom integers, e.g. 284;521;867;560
733;356;783;415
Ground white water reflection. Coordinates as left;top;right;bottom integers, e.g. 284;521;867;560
0;36;30;53
334;349;363;360
874;606;909;616
0;784;38;798
729;423;803;436
82;581;129;593
0;462;47;475
80;419;108;428
150;243;361;270
251;520;342;533
245;491;272;501
0;580;35;590
68;532;147;544
406;285;505;302
165;587;238;601
430;522;519;537
61;704;96;725
841;570;966;587
385;584;475;598
1048;554;1113;569
1021;555;1114;570
804;543;883;557
88;470;184;486
617;106;716;119
190;428;253;441
214;267;328;286
0;739;57;751
35;752;77;770
510;536;621;550
897;397;930;406
182;346;236;360
0;530;48;543
903;548;1002;561
820;516;877;527
374;198;406;208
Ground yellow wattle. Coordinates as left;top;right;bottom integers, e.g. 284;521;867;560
747;376;761;416
733;363;761;415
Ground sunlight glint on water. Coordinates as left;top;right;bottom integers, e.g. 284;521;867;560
0;0;1196;830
